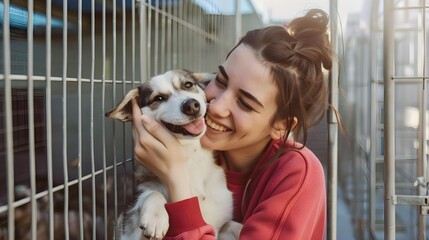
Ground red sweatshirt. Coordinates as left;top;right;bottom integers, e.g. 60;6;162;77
164;140;326;240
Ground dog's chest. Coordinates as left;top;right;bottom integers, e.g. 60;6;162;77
183;144;227;196
184;144;233;229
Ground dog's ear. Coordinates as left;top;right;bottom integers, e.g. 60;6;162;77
105;88;139;122
192;72;216;89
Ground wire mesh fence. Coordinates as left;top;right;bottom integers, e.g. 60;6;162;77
0;0;238;239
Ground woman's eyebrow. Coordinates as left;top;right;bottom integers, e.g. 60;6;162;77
218;65;229;80
218;65;264;108
239;89;264;108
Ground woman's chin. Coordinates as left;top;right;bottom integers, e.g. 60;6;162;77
200;135;213;150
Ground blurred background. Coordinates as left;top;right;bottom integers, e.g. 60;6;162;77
0;0;428;239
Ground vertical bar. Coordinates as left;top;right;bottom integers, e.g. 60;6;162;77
207;2;213;69
161;0;166;73
140;0;148;82
90;0;97;238
27;1;38;239
328;1;339;239
215;3;221;67
235;0;241;44
77;0;84;238
197;1;202;71
383;0;396;238
172;0;178;69
178;0;182;68
189;1;194;70
2;1;15;240
369;0;379;234
131;0;137;198
147;0;152;77
196;3;201;71
122;0;127;213
209;1;214;68
167;0;172;70
132;0;136;86
154;0;159;74
183;0;188;68
122;0;127;93
45;1;55;239
418;2;427;239
77;0;83;239
417;87;427;240
101;0;108;238
217;2;221;68
112;0;119;223
62;0;70;239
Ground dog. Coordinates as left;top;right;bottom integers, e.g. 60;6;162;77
106;70;241;239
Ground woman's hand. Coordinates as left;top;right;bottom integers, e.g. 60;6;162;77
131;100;193;202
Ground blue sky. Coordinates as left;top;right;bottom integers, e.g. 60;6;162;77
253;0;366;23
193;0;365;24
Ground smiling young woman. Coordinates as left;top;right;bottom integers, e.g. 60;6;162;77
132;8;335;240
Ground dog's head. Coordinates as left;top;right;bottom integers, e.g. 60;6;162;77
106;70;215;140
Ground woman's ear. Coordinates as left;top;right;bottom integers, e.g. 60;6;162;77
270;117;298;140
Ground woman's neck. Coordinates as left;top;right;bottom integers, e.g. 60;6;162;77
222;139;272;172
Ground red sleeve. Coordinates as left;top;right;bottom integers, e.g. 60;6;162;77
164;197;216;240
240;151;326;240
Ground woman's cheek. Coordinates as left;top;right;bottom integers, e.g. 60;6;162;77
204;81;216;98
200;135;214;150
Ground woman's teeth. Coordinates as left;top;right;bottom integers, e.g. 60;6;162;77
206;117;228;132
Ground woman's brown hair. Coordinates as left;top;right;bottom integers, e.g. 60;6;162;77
227;9;335;147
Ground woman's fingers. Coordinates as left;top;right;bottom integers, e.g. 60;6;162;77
140;115;177;147
131;99;179;159
131;99;175;146
131;99;162;148
132;99;145;132
130;99;188;187
132;128;146;159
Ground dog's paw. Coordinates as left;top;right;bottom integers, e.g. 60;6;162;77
139;192;169;239
218;221;243;240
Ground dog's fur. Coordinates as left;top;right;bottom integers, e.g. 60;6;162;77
106;70;241;239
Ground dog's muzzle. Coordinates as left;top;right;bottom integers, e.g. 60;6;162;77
160;98;206;137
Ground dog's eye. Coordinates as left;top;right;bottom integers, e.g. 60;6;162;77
184;81;195;89
153;95;166;102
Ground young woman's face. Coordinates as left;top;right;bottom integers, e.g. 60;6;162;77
201;44;280;159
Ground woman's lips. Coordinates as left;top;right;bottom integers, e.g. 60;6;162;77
205;116;231;132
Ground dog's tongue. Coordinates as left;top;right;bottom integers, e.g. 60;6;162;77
182;117;205;135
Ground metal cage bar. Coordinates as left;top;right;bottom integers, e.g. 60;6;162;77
61;0;70;239
2;1;15;240
101;0;109;238
0;0;241;238
383;0;396;238
77;0;84;238
45;1;55;239
417;2;427;239
27;1;38;240
328;0;339;239
90;0;97;238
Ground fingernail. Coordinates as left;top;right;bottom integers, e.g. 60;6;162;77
141;115;151;124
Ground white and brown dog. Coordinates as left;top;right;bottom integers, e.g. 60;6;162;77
106;70;241;240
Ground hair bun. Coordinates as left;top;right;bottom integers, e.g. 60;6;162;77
286;9;333;70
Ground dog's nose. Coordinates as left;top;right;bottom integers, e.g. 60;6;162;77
181;99;201;117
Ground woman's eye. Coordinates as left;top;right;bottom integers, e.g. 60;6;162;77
237;98;254;111
184;81;194;89
215;76;227;88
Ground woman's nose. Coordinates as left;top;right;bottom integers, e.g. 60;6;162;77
208;94;230;118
